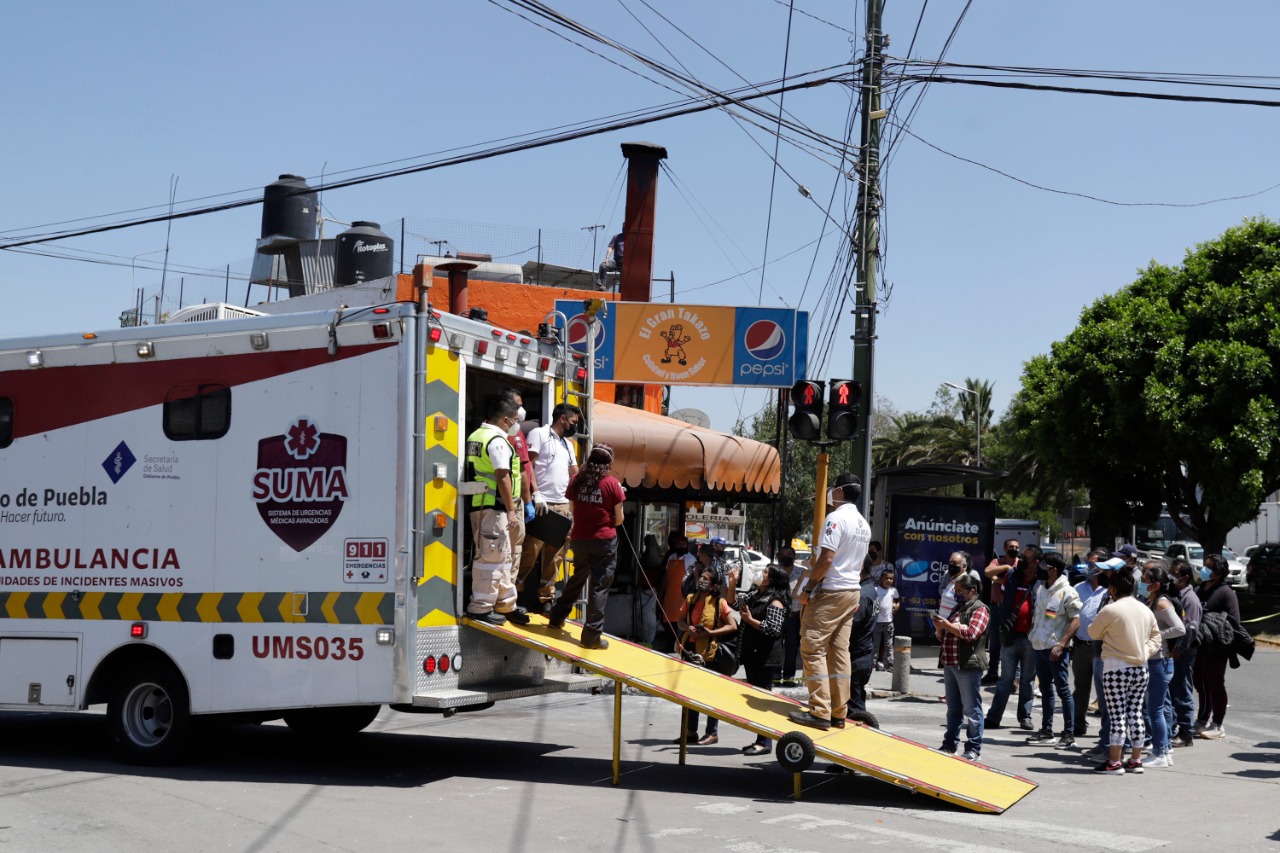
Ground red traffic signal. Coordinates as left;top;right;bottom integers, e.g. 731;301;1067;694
826;379;862;440
788;380;824;440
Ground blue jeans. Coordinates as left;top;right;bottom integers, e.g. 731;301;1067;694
943;667;985;755
1034;647;1074;733
1170;648;1197;734
1094;653;1113;748
1147;657;1174;754
986;633;1034;725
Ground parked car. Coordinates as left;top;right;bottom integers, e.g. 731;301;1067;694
1242;544;1261;562
722;545;770;591
1221;547;1250;590
1165;541;1246;588
1246;542;1280;595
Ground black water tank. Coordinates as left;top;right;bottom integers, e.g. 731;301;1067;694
260;174;317;240
333;221;394;286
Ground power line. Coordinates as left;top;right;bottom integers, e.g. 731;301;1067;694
893;74;1280;107
758;0;798;303
0;72;852;251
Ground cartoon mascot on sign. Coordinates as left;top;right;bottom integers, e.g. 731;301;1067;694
659;324;692;365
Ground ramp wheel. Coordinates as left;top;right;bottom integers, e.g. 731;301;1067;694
776;731;815;773
847;709;879;729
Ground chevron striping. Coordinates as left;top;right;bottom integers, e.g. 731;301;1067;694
118;593;143;621
192;594;219;623
417;608;457;628
425;344;461;392
80;593;103;621
5;592;28;619
156;594;182;622
0;591;394;624
237;592;265;623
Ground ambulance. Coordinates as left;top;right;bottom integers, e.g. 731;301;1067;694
0;279;603;763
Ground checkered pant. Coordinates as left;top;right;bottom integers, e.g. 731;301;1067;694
1102;665;1149;748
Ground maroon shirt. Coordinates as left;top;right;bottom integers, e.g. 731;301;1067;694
568;473;624;540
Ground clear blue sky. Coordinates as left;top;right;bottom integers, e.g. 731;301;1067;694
3;1;1278;431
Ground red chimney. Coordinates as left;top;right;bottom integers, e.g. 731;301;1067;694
435;259;478;316
619;142;667;303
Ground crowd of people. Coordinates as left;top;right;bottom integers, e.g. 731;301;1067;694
463;415;1254;771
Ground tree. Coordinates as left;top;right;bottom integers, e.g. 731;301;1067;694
1010;217;1280;553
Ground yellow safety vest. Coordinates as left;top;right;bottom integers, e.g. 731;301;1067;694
467;422;520;509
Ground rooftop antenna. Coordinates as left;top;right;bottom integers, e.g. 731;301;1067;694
157;174;178;323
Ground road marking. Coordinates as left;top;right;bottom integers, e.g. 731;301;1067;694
903;811;1168;852
650;828;700;838
697;802;750;815
841;826;1018;853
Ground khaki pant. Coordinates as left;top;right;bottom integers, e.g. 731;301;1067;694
799;588;860;721
467;509;522;615
516;501;571;603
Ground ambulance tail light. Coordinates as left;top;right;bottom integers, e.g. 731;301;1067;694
575;367;587;382
538;357;551;371
438;654;450;674
427;326;442;343
423;655;437;675
475;340;489;356
130;622;148;640
372;322;392;339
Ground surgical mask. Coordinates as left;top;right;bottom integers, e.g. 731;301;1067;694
1136;581;1149;599
517;406;526;422
1035;568;1049;582
506;420;520;437
1006;547;1019;557
696;579;711;593
1198;566;1212;582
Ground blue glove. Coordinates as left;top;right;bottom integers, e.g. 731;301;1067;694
524;501;536;522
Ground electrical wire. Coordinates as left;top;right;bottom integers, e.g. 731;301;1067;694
758;0;797;303
893;74;1280;108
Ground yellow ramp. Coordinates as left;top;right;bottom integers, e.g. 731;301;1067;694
468;615;1036;814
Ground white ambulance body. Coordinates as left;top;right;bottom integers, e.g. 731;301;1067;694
0;282;598;762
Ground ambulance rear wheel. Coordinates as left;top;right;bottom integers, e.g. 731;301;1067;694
847;709;880;729
283;705;381;737
108;662;193;765
776;731;815;773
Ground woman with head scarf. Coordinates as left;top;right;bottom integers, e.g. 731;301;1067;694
546;444;625;650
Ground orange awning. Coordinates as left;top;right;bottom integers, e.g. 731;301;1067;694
592;400;780;495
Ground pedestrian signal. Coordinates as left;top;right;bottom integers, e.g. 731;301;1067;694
788;380;824;440
826;379;861;440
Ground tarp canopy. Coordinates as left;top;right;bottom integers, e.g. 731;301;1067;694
593;400;780;495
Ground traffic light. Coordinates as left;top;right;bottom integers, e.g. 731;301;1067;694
826;379;862;440
788;380;824;440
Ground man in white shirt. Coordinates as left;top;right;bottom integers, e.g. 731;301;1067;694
518;404;581;613
790;473;871;731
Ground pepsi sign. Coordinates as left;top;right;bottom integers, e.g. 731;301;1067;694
732;307;804;387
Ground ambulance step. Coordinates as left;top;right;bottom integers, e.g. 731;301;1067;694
409;674;603;709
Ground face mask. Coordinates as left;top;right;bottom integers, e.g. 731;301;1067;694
780;557;795;567
506;420;520;437
696;579;711;593
1035;568;1049;582
1006;548;1019;557
1199;566;1212;582
675;548;687;556
517;406;526;422
1136;581;1149;598
563;420;578;437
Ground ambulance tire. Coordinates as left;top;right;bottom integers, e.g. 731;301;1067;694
283;705;382;738
847;709;879;729
108;662;193;765
775;731;815;773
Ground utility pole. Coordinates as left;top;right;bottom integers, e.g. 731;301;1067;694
850;0;885;517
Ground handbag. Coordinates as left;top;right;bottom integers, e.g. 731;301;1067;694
711;635;740;676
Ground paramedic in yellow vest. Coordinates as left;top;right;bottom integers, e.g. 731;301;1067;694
465;394;531;626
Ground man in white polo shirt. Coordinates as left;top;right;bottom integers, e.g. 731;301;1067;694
790;472;871;730
518;403;581;613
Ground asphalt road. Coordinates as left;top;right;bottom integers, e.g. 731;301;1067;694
1;648;1277;853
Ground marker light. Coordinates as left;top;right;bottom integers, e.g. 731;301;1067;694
372;323;392;339
427;326;443;343
130;622;148;639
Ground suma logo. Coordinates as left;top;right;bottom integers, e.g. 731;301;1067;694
252;418;349;552
743;319;786;361
566;313;607;353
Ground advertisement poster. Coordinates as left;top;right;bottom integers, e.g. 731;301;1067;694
553;301;808;388
886;495;996;637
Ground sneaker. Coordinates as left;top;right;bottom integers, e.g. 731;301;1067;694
1018;718;1035;731
980;674;998;686
1124;758;1144;774
961;749;980;761
1025;729;1056;744
788;710;831;730
1146;753;1173;768
1198;724;1224;739
1033;686;1042;699
466;610;506;625
984;718;1003;730
1086;744;1108;756
1173;730;1195;748
1093;760;1124;775
1193;719;1207;732
502;607;531;626
1056;733;1077;750
940;743;958;755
